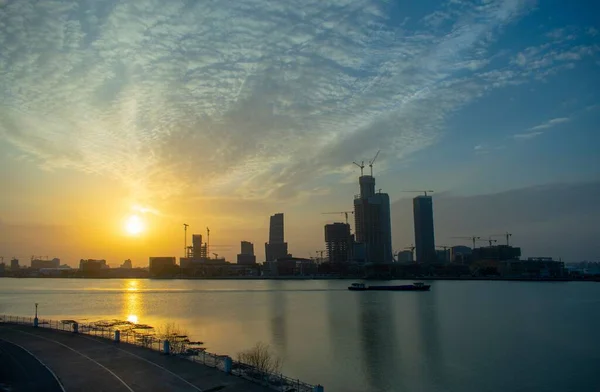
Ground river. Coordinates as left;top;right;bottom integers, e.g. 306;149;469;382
1;278;598;391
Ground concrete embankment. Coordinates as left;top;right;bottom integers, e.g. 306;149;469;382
0;324;273;392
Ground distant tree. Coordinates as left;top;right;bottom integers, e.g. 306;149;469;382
237;342;282;374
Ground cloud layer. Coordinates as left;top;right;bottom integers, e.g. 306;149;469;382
0;0;597;202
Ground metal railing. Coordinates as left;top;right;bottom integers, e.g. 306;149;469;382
0;315;322;392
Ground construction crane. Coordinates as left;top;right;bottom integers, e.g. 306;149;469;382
352;160;365;176
212;253;219;259
491;232;513;246
183;224;189;257
451;236;481;249
206;227;210;256
321;211;354;224
402;190;434;196
477;238;498;247
368;150;380;176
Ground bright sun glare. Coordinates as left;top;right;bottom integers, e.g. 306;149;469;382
127;314;139;324
125;214;144;235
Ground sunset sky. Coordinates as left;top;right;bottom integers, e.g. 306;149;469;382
1;0;599;266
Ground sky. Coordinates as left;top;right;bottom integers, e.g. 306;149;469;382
0;0;599;266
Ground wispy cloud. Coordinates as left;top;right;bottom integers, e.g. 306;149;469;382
512;131;543;140
511;117;569;141
0;0;593;204
529;117;570;131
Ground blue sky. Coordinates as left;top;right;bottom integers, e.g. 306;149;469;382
0;0;598;263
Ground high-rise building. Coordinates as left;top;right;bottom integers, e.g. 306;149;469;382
353;175;393;263
268;213;285;243
413;195;436;263
241;241;254;256
10;258;19;270
265;213;288;261
238;241;256;265
325;223;352;263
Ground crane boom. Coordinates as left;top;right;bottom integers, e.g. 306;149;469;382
321;211;354;224
368;150;380;176
451;236;481;248
490;232;513;246
402;190;435;196
352;161;365;176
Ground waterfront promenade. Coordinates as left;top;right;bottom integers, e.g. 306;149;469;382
0;323;275;392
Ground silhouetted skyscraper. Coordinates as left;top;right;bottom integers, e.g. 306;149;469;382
238;240;256;265
268;213;284;243
265;213;288;261
354;175;393;263
413;195;436;263
241;241;254;256
325;223;352;263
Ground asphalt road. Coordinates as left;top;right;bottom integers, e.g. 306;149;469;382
0;338;64;392
0;325;272;392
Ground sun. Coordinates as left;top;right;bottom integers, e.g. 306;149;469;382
125;214;145;235
127;314;139;324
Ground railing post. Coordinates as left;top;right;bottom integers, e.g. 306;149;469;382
33;317;39;328
163;340;170;355
114;330;120;343
224;356;232;374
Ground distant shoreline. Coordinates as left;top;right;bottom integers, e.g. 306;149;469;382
0;275;598;282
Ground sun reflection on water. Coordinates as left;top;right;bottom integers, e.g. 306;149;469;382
124;279;141;324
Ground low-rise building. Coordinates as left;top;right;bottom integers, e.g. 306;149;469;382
237;254;256;265
396;250;413;263
264;257;316;276
31;258;60;269
450;246;472;264
472;245;521;262
10;258;19;270
498;258;566;278
149;257;177;276
79;259;108;272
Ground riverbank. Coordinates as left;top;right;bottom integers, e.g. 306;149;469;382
0;319;320;392
1;275;598;282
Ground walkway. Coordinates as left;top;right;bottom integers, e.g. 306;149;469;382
0;324;272;392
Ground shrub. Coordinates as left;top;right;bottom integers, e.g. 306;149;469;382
237;342;282;374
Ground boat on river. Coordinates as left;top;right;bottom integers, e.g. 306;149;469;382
348;282;430;291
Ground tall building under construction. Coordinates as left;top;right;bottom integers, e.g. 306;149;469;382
325;223;353;263
353;174;393;263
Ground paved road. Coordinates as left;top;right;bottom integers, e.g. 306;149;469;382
0;338;64;391
0;324;272;392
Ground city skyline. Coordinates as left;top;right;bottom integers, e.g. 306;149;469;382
1;0;599;266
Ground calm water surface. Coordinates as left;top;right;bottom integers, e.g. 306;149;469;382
1;278;599;392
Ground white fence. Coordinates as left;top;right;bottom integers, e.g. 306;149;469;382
0;315;322;392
